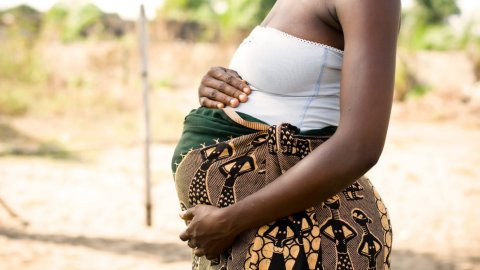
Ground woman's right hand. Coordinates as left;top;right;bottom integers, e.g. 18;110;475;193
198;67;251;108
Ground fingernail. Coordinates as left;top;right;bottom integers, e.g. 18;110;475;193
179;211;186;218
230;99;239;107
243;87;250;93
217;103;224;109
239;94;247;102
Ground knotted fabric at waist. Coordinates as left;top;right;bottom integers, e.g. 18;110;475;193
171;107;336;174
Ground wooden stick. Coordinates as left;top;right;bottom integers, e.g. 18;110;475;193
138;4;152;227
0;196;29;226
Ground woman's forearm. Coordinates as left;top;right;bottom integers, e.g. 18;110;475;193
226;131;382;234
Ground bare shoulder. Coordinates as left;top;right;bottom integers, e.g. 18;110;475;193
332;0;401;57
334;0;401;32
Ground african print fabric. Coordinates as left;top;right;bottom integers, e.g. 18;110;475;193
172;107;392;270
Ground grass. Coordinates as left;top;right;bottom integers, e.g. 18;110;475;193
407;84;432;99
3;142;74;159
0;122;75;160
0;87;32;116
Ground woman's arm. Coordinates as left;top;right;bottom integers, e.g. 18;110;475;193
181;0;401;259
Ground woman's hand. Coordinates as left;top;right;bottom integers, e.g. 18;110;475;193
198;67;251;109
179;205;239;260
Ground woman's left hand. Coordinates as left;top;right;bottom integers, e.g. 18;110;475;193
179;205;239;260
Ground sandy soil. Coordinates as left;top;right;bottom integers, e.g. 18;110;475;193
1;114;480;270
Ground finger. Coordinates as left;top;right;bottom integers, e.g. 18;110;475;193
199;77;236;106
199;97;225;109
227;68;242;79
187;240;196;249
240;84;251;95
206;255;218;261
201;86;240;108
209;67;250;94
179;230;189;242
207;66;228;80
238;92;248;103
201;68;249;106
202;76;240;99
180;207;195;221
194;248;206;257
221;72;251;98
225;69;251;93
227;69;251;95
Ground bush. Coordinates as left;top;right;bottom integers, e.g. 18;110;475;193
394;52;431;101
0;4;43;42
62;3;103;42
403;24;460;50
42;3;127;42
0;88;31;115
159;0;276;41
0;34;47;116
399;0;464;51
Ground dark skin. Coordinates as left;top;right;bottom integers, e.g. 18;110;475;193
182;0;401;260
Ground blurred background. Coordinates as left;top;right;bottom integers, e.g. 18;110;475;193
0;0;479;269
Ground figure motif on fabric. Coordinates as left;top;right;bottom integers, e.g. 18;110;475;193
342;182;364;201
188;142;235;206
319;195;357;270
216;134;268;208
351;209;382;270
244;208;324;270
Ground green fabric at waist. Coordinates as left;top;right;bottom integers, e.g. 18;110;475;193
171;107;337;173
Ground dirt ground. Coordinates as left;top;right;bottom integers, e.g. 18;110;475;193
1;106;480;270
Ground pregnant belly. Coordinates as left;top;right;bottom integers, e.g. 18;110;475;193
235;90;305;126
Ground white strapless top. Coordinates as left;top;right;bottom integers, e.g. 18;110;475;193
229;26;343;130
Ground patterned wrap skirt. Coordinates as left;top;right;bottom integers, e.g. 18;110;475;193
172;107;393;270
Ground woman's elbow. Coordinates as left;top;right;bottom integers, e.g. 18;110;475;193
330;129;387;174
357;143;384;171
346;141;384;173
361;151;381;170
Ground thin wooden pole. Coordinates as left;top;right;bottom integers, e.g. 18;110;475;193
138;4;152;227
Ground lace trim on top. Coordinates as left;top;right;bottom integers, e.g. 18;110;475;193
260;26;344;55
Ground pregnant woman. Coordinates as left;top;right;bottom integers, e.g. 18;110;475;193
172;0;400;269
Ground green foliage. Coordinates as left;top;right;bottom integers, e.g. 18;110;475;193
152;76;174;90
394;55;413;101
0;5;43;43
0;7;44;116
216;0;260;33
400;0;463;50
408;84;432;99
41;3;126;42
3;141;74;159
0;36;48;115
0;88;31;116
44;3;69;23
62;3;103;42
402;23;459;50
162;0;209;12
394;52;432;101
0;3;127;43
414;0;460;24
42;3;69;39
256;0;276;22
159;0;276;40
0;42;44;84
0;122;74;159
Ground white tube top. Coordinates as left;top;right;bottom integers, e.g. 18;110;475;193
229;26;343;130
